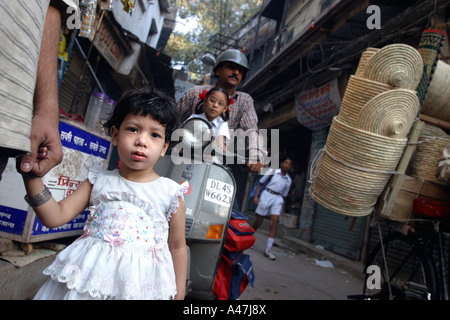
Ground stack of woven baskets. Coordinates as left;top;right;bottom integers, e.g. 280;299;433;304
309;44;423;217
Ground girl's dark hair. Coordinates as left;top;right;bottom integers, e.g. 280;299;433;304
103;87;179;143
195;87;230;121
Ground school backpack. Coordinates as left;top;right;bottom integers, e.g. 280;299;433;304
249;171;274;198
213;250;255;300
213;210;256;300
224;210;256;252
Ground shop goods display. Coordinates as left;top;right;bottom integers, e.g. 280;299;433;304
408;123;450;186
309;44;423;217
79;0;97;38
421;60;450;122
416;29;446;104
79;0;116;38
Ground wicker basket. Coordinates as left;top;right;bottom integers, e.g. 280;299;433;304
362;44;423;90
309;117;407;216
421;60;450;121
408;123;450;185
355;89;420;138
329;116;407;170
416;29;446;104
338;75;392;127
310;152;392;217
354;47;380;77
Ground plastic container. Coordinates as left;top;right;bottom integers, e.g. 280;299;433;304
99;0;114;10
79;0;97;38
84;92;109;132
99;97;116;134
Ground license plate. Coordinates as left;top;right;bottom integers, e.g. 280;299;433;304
204;178;234;207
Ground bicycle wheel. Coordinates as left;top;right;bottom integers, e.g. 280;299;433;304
363;231;438;300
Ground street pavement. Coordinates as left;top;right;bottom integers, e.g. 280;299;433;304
0;222;366;300
239;228;365;300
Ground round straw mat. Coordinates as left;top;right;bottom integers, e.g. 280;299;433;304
328;116;407;171
421;60;450;121
339;75;392;127
408;123;450;185
356;89;420;138
362;44;423;90
309;152;391;216
355;47;380;77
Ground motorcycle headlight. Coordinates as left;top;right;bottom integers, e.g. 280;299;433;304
181;117;212;149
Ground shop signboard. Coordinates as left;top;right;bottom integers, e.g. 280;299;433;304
295;78;341;131
92;18;124;72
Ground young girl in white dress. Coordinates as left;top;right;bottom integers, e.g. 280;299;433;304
20;87;188;300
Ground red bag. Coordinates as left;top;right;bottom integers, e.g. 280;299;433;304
213;250;255;300
224;218;256;252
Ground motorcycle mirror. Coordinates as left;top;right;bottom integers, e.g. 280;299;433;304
180;117;213;149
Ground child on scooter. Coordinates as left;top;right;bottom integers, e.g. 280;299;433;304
19;87;188;300
187;87;232;151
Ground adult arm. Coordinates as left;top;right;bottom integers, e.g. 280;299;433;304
239;96;266;172
19;4;63;177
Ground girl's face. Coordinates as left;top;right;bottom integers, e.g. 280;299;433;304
204;90;228;122
110;112;169;181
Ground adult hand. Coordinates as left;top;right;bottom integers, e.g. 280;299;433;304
19;114;63;177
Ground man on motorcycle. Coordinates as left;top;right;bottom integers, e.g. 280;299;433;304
177;49;266;173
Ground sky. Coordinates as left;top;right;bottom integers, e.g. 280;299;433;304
174;15;199;34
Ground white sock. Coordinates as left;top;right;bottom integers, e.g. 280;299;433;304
265;237;274;252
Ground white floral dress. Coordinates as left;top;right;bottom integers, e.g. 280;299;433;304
34;167;188;300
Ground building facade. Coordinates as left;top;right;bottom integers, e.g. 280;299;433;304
217;0;449;261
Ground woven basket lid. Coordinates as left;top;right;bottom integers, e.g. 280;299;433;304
362;44;423;89
356;89;420;138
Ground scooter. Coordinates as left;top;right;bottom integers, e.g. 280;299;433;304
154;118;236;299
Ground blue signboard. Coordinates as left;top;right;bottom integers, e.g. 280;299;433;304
0;205;27;235
59;121;110;159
